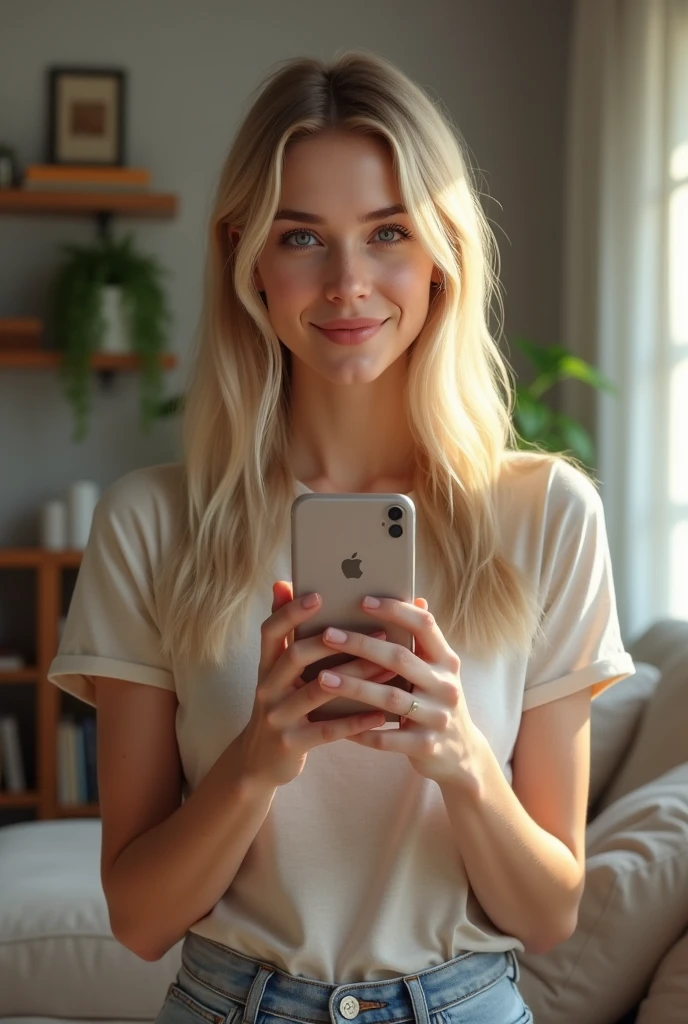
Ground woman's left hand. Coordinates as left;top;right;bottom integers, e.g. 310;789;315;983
319;596;486;791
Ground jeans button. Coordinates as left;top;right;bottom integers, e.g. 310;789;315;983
339;994;360;1019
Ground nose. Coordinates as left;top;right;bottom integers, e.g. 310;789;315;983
321;242;374;304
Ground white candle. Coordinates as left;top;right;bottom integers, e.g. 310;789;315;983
66;481;100;549
40;500;68;550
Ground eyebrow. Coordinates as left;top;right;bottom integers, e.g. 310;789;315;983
273;203;407;225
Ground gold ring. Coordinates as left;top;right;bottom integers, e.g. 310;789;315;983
405;699;420;717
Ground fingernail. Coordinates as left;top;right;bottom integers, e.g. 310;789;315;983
324;627;347;643
372;630;386;639
301;592;320;608
320;671;341;687
363;595;381;608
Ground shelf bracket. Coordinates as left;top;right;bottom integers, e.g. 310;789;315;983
95;210;114;243
96;369;117;389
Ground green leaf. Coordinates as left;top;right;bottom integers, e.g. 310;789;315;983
513;387;551;438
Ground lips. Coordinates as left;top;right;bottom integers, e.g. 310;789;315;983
314;320;387;345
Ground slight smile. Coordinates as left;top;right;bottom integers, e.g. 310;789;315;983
313;320;389;346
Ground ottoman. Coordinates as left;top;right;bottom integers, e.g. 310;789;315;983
0;819;182;1021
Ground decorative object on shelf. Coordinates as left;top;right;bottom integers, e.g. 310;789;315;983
0;647;26;671
511;335;618;470
40;499;68;550
53;230;173;441
47;66;126;166
21;163;150;193
66;480;99;549
0;143;19;189
0;317;43;351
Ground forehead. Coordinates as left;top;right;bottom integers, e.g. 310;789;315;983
279;132;401;214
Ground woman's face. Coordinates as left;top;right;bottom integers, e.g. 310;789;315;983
247;131;440;385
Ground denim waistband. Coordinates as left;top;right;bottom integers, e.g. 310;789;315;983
179;932;522;1024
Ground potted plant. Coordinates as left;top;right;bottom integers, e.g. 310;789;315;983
53;231;173;442
511;335;618;470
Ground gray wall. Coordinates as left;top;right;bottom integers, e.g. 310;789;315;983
1;0;573;547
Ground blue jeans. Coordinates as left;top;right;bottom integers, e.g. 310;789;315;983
155;931;534;1024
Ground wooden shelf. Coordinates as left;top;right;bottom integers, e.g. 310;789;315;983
0;189;177;219
0;791;40;809
0;670;39;684
58;803;100;818
0;350;177;371
0;549;83;568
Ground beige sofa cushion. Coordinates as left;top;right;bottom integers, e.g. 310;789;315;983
598;647;688;811
0;819;181;1018
588;661;660;809
637;927;688;1023
516;762;688;1024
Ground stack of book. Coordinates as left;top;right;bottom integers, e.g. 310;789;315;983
22;164;151;193
57;715;98;805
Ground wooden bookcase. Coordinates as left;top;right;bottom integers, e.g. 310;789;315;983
0;547;93;821
0;184;180;823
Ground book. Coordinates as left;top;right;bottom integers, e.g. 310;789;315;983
22;164;151;192
0;716;27;792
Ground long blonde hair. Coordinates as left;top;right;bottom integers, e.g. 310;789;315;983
158;49;588;668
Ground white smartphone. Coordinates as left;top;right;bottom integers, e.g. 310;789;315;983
290;492;416;723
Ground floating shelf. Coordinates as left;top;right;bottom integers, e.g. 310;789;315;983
0;548;84;568
0;189;178;219
0;350;177;371
0;791;40;809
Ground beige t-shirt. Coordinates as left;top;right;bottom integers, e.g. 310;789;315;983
48;453;635;983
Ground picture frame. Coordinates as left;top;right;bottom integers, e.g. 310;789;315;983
47;67;126;166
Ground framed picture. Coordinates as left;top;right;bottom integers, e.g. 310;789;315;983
47;67;126;166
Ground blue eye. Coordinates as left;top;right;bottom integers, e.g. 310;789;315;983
277;223;413;249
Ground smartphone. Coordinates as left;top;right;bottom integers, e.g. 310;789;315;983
290;492;416;723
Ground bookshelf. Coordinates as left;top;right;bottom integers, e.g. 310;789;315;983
0;180;180;824
0;548;97;822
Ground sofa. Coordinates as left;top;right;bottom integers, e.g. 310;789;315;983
0;617;687;1023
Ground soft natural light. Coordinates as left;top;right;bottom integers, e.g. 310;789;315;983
669;359;688;504
670;520;688;618
669;141;688;181
669;183;688;345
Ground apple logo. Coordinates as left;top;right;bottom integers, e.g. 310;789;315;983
341;552;363;579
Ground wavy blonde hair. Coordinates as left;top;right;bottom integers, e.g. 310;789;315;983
158;48;588;668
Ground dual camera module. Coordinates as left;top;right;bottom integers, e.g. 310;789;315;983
387;505;404;538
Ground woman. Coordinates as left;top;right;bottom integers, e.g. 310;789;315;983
48;49;635;1024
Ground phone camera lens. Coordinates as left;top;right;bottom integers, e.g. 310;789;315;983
388;506;403;521
389;524;403;538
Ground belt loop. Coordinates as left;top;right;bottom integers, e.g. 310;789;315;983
242;965;274;1024
403;976;431;1024
508;949;521;984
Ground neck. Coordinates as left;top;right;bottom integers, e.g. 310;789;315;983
288;356;415;494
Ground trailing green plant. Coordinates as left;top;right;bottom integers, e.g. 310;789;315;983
53;231;173;442
511;335;618;470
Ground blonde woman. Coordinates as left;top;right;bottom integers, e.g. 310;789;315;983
48;49;635;1024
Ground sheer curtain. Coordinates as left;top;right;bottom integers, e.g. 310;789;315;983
562;0;688;642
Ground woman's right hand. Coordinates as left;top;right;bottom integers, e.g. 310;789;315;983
234;580;389;789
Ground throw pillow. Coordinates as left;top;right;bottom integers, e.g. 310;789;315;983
637;927;688;1023
598;648;687;811
588;662;660;809
516;762;688;1024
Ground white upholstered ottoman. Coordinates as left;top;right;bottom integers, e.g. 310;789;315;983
0;819;182;1021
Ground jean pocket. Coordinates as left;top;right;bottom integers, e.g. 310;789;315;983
155;978;243;1024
